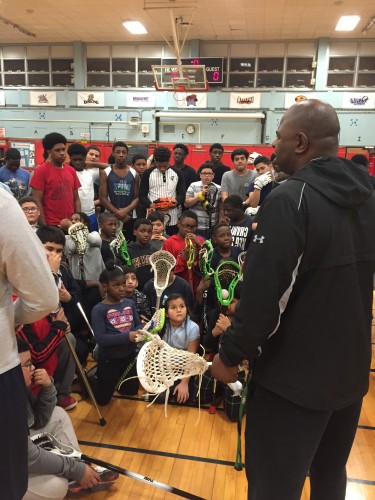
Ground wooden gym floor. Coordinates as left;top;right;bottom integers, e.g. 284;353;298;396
69;302;375;499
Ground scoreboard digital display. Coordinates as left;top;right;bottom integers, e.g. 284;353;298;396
162;57;223;84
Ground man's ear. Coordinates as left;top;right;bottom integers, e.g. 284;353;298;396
296;131;309;154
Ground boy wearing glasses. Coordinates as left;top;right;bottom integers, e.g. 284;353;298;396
19;196;41;230
185;163;221;239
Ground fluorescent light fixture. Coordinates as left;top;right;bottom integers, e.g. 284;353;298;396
123;20;147;34
335;15;360;31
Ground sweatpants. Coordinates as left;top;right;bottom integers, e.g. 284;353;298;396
245;385;362;500
25;406;80;500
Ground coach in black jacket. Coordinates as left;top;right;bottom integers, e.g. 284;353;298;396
211;99;375;500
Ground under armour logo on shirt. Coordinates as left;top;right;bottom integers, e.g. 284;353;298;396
253;235;265;244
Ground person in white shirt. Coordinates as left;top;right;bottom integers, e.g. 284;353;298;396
221;148;257;203
0;189;59;499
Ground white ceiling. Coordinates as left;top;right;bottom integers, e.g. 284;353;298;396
0;0;373;45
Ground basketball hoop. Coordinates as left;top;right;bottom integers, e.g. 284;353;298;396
152;64;209;92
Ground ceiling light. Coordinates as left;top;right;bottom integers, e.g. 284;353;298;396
123;21;147;34
335;15;360;31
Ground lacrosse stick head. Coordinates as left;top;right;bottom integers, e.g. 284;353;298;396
136;335;209;394
214;260;241;306
185;237;195;270
31;433;77;457
136;308;166;342
68;222;89;255
199;240;214;278
149;250;176;301
238;251;247;281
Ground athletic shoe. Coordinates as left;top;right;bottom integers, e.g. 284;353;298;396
57;395;77;411
68;468;119;497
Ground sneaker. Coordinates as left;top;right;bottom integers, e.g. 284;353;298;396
57;395;77;411
68;468;119;497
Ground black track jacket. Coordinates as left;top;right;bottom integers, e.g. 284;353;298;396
219;157;375;411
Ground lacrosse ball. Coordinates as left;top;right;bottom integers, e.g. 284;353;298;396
221;289;229;300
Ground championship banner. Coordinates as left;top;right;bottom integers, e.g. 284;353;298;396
284;93;317;108
77;91;105;107
126;92;155;108
0;90;5;106
29;91;57;106
229;92;261;109
175;92;207;109
342;93;375;109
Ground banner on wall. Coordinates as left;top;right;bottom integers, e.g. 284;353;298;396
126;92;155;108
77;92;105;107
175;92;207;109
10;142;35;168
0;90;5;106
284;93;317;108
29;91;57;106
342;93;375;109
229;92;261;109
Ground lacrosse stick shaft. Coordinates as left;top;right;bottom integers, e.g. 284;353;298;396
79;453;205;500
64;333;106;426
77;302;95;337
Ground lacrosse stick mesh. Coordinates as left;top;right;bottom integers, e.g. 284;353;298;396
214;261;241;306
199;241;214;278
150;251;176;301
185;238;195;270
68;222;89;255
238;251;247;281
137;335;209;416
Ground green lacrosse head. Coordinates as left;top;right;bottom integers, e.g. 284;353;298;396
199;240;214;278
214;260;241;306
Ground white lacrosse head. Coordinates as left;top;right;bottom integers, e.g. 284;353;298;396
68;222;89;255
149;250;176;297
137;335;209;394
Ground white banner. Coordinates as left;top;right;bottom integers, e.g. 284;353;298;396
284;93;317;108
29;91;57;106
342;93;375;109
229;92;261;109
126;92;155;108
175;92;207;109
77;91;105;107
0;90;5;106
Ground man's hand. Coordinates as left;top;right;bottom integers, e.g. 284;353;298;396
32;368;52;388
51;307;68;324
254;172;272;190
216;313;231;333
210;354;238;384
79;465;100;489
59;283;72;303
59;218;72;231
129;331;138;342
186;233;202;247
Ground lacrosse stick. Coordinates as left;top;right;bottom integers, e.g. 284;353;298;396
198;240;214;339
238;251;247;281
116;308;165;392
185;237;195;271
68;222;89;280
150;250;176;310
110;222;132;266
77;302;95;337
136;334;242;415
214;260;241;309
64;332;106;426
31;433;205;500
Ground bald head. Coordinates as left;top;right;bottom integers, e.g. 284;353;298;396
273;99;340;175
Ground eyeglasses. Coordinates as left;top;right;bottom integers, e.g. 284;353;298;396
200;172;214;176
22;207;38;213
21;359;35;370
179;223;197;230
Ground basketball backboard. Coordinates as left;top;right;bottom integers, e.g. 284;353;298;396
152;64;208;91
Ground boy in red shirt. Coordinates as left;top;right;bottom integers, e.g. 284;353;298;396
31;132;81;225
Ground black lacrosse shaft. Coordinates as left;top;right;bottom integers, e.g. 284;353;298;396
80;454;206;500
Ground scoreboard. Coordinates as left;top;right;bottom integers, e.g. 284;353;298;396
162;57;224;84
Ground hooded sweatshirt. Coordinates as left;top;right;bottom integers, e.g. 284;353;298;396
219;157;375;411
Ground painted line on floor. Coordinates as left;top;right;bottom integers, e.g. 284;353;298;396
78;440;235;467
78;439;375;486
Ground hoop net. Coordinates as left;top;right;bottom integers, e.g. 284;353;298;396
150;251;176;308
214;260;241;306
